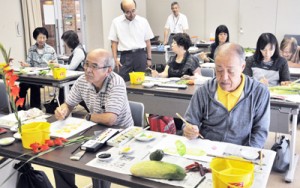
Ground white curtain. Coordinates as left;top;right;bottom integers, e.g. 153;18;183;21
21;0;43;50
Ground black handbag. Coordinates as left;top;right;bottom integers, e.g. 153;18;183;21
271;136;290;173
14;162;53;188
43;96;59;114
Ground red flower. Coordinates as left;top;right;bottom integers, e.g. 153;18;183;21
45;139;54;147
30;142;40;150
59;137;68;143
54;138;63;146
40;144;50;152
7;73;18;88
16;98;25;108
32;147;41;154
10;85;20;100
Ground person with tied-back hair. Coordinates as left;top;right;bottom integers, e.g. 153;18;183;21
48;30;88;112
244;33;290;86
183;43;270;148
280;37;300;68
199;25;230;62
53;49;133;188
108;0;154;82
50;30;86;71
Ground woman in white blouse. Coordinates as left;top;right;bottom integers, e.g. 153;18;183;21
51;30;86;70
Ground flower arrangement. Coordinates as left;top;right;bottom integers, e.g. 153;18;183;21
0;135;91;186
0;42;25;133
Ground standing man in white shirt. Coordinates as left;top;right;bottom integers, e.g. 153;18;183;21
109;0;154;82
163;2;189;46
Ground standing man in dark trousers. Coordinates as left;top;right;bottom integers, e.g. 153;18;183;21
109;0;154;81
163;2;189;46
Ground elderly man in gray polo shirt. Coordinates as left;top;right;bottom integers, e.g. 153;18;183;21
53;48;133;188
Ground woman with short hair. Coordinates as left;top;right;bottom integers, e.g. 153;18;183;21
151;33;201;80
19;27;57;109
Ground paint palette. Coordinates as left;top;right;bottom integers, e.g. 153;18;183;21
107;126;143;147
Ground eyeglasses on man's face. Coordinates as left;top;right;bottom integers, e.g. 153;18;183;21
83;62;110;71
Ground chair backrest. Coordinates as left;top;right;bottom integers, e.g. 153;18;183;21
0;81;10;114
201;67;215;77
129;101;145;127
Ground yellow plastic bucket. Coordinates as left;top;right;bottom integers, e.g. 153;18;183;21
21;122;51;149
210;157;254;188
129;72;145;84
53;67;67;79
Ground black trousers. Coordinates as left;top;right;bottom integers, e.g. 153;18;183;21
19;83;41;110
119;50;147;82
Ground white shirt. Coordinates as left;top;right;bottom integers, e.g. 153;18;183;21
108;15;154;51
165;13;189;33
60;46;85;70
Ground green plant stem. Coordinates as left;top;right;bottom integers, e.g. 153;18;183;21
0;136;91;186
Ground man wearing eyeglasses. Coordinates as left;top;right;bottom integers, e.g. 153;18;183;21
163;2;189;46
53;49;133;188
109;0;154;82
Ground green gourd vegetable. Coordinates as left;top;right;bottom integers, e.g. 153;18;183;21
130;161;186;180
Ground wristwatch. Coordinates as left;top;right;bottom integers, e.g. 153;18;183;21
147;58;152;61
85;113;91;121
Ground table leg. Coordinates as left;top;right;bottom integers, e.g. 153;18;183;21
285;109;299;182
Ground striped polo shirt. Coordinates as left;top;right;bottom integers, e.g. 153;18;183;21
66;72;133;127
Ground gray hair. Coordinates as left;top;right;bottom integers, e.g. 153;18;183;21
103;55;115;70
214;43;245;64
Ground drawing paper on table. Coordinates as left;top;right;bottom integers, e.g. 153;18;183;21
50;117;95;138
151;135;228;162
0;109;50;129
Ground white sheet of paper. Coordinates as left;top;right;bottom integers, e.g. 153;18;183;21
50;117;95;138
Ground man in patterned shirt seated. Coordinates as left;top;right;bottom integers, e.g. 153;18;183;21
53;48;133;188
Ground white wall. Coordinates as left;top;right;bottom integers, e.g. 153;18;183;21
146;0;205;42
83;0;103;52
0;0;26;62
205;0;239;42
1;0;299;58
276;0;300;42
146;0;300;48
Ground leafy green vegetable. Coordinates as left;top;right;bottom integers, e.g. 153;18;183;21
269;84;300;95
244;47;255;54
176;80;188;85
39;70;48;75
48;63;55;70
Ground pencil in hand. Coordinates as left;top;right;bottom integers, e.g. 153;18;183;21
176;113;204;139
